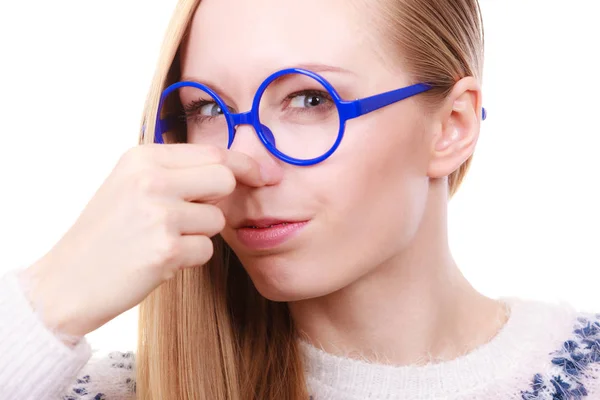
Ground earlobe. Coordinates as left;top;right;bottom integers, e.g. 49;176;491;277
427;77;481;179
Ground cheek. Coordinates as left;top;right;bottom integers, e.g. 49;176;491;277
314;114;430;276
333;112;428;223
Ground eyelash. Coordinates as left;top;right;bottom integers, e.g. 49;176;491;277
284;89;333;107
183;99;214;117
182;88;333;120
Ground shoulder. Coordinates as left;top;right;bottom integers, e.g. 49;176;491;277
62;351;136;400
517;301;600;399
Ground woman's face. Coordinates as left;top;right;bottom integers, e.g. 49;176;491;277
181;0;434;301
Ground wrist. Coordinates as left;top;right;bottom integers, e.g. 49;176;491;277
18;262;86;346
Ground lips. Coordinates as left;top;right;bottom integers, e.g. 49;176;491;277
234;218;309;250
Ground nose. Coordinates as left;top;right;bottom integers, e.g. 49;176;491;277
229;122;283;185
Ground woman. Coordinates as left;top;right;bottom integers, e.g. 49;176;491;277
0;0;598;399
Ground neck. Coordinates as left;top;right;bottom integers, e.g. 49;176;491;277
288;180;507;365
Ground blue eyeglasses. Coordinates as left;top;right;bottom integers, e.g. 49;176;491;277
154;68;487;166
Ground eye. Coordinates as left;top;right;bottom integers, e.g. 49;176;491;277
289;91;330;108
199;102;224;116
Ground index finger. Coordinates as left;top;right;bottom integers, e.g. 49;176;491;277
220;149;266;188
147;143;266;188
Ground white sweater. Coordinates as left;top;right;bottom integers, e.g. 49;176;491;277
1;270;599;400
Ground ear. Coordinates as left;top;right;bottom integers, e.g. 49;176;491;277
427;77;483;179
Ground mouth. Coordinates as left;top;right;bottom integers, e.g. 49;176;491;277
234;218;310;250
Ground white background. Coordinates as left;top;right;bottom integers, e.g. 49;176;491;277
0;1;598;353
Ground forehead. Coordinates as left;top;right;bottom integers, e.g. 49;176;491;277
182;0;387;84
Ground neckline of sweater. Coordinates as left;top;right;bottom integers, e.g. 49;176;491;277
300;297;577;398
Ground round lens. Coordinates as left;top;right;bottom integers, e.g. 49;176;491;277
257;72;340;161
158;84;231;148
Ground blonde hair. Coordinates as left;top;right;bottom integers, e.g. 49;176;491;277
135;0;484;398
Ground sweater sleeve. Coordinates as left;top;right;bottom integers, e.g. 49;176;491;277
0;270;92;399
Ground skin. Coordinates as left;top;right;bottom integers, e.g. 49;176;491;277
182;0;508;364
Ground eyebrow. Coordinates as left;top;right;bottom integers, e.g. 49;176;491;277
290;63;357;75
179;74;226;96
178;63;356;100
181;63;356;84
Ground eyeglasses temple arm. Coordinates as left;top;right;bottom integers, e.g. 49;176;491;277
342;83;486;121
348;83;432;118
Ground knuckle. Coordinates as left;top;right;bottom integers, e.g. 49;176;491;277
156;234;181;267
154;206;178;230
134;171;167;195
142;202;178;238
120;146;149;168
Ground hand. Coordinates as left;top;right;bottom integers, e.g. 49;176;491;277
20;143;265;339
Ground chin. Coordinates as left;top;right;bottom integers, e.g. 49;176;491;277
237;254;334;302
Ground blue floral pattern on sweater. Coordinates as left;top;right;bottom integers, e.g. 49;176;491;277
521;314;600;400
63;351;135;400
